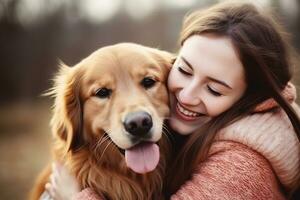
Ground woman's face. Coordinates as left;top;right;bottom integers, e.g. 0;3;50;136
168;34;247;135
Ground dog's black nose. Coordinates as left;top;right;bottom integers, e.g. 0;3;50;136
124;112;153;136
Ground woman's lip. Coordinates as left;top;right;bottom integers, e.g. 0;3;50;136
175;102;203;121
177;101;201;115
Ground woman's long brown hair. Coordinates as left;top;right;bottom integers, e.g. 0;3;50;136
165;2;300;199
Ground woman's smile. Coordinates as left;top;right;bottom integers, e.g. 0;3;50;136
168;93;210;135
175;101;205;121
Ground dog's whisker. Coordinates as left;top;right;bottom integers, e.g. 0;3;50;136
162;123;170;130
93;134;110;152
162;131;171;144
162;130;172;140
162;125;174;142
96;136;110;149
162;124;172;135
162;127;170;136
91;131;108;145
99;140;113;161
162;129;173;144
93;133;106;147
94;134;107;147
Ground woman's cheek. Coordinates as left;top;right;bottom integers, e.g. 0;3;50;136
167;68;180;91
207;98;234;116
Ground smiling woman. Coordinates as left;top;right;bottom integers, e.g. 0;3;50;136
165;2;300;199
168;34;247;134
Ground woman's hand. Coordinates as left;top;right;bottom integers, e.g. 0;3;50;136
45;162;80;200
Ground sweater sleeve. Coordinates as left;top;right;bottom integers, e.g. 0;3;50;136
170;141;286;200
72;188;105;200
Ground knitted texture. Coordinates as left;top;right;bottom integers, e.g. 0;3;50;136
216;84;299;189
72;188;105;200
171;141;286;200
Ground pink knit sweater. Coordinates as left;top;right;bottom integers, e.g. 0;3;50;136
73;84;300;200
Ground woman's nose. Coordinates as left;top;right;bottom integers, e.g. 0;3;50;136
178;84;201;106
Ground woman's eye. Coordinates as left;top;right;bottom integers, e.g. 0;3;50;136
141;77;156;89
178;67;192;76
95;88;112;98
207;86;222;97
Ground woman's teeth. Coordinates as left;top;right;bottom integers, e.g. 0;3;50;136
177;103;201;117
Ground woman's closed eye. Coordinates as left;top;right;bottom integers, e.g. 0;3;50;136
178;66;192;76
207;85;222;97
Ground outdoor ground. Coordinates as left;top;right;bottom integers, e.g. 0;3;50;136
0;101;52;200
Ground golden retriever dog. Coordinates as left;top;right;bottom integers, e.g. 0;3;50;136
29;43;173;200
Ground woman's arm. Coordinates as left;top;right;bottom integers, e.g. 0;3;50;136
170;140;286;200
46;163;105;200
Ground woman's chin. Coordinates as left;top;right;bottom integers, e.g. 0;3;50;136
168;118;195;135
168;113;211;135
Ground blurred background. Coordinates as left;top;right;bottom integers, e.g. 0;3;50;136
0;0;299;199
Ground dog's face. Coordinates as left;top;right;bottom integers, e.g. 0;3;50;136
81;43;171;148
51;43;173;173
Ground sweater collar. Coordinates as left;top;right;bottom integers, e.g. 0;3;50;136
253;82;297;113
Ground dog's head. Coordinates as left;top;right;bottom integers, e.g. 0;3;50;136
49;43;173;173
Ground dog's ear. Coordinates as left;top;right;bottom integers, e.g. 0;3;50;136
147;48;176;79
46;62;85;153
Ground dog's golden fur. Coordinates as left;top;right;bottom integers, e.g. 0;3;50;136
29;43;173;200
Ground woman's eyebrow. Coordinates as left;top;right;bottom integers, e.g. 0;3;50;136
181;56;232;89
208;77;232;89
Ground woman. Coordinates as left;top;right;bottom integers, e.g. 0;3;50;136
45;2;300;199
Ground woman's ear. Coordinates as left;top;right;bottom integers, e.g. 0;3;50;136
47;62;85;153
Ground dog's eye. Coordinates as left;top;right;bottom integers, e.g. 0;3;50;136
95;88;112;98
141;77;156;89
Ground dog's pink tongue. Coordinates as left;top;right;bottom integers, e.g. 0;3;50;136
125;142;159;174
